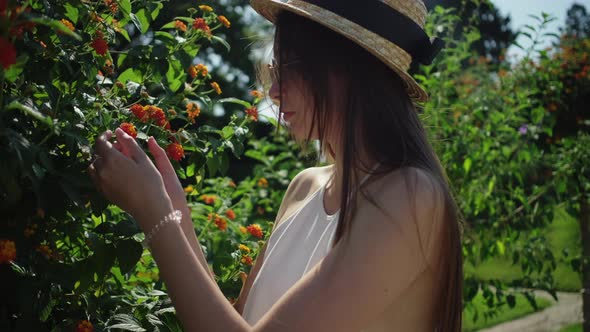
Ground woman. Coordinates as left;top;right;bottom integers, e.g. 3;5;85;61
88;0;463;331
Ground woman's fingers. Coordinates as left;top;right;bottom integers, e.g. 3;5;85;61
115;127;150;164
147;136;175;178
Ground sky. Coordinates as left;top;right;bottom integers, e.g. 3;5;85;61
492;0;590;59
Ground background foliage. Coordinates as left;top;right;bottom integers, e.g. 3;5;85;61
0;0;588;331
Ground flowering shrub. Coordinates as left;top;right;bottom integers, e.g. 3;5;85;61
0;0;297;329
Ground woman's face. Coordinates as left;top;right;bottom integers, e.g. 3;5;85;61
268;57;317;141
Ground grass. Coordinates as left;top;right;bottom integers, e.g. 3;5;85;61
465;206;581;292
560;323;583;332
462;291;553;331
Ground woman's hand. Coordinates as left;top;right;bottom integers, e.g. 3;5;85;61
88;128;174;230
113;134;191;218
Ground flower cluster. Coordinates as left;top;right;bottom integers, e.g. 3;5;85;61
188;63;208;79
246;224;263;239
200;194;217;205
210;81;222;95
91;31;108;56
186;102;201;123
129;104;171;129
257;177;268;188
192;18;211;37
0;239;16;263
166;142;184;161
207;213;227;231
75;319;94;332
119;122;138;138
225;209;236;220
245;106;259;122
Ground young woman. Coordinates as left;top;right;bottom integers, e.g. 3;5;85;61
88;0;463;331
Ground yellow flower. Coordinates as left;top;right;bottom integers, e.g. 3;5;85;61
210;81;222;95
239;244;250;253
199;5;213;12
239;226;247;234
257;177;268;188
186;102;201;123
61;19;75;31
184;185;194;193
218;15;231;28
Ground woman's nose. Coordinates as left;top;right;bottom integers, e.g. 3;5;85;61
269;81;280;106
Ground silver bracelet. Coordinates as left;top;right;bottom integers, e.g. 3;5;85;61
142;209;183;249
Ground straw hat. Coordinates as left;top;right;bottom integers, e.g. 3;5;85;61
249;0;444;102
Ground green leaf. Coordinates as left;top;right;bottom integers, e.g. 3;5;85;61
109;314;146;332
129;13;143;33
30;17;82;41
463;158;472;174
116;239;143;274
135;9;151;33
120;0;131;16
39;298;58;322
218;97;252;109
211;35;231;52
64;4;79;23
165;60;184;92
118;68;143;83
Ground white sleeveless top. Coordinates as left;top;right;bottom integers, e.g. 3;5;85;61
242;163;380;326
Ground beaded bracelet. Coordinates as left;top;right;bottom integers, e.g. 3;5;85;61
141;209;183;249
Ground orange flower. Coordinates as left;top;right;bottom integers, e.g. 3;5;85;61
225;209;236;220
0;239;16;264
119;122;137;138
239;226;247;234
257;206;265;215
239;244;250;253
241;255;253;265
198;5;213;12
210;81;222;95
200;194;217;205
192;18;211;36
174;20;187;32
166;143;184;161
214;214;227;231
218;15;231;28
184;185;194;193
90;12;104;23
257;177;268;188
186;102;201;123
35;244;53;259
188;63;208;79
246;224;263;239
91;33;108;56
146;105;167;127
61;19;75;31
245;106;258;121
104;0;118;14
130;104;148;122
75;319;94;332
250;90;263;99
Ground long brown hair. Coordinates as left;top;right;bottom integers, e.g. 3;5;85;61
255;11;464;332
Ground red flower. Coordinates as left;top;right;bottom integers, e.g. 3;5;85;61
75;320;94;332
0;239;16;264
130;104;149;122
241;255;253;265
214;215;227;231
0;38;16;69
91;34;108;55
119;122;137;138
246;224;263;239
146;105;167;127
192;18;211;36
166;143;184;161
225;209;236;220
245;106;258;121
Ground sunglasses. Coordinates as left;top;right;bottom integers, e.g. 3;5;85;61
266;57;301;82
